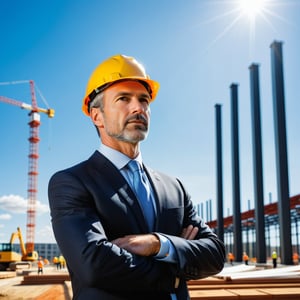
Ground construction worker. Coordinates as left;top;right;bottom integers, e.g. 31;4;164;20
48;54;225;299
37;257;44;275
243;252;249;265
293;252;299;265
228;252;234;265
53;256;59;270
272;250;278;268
59;255;66;269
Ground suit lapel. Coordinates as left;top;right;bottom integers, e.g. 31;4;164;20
88;151;149;232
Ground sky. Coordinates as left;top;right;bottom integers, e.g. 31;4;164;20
0;0;299;244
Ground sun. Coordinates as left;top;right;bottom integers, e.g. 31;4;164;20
239;0;267;19
199;0;294;56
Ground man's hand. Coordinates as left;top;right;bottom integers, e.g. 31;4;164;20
111;234;160;256
181;225;199;240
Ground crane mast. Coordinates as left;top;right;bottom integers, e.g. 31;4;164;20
0;80;54;255
26;80;39;254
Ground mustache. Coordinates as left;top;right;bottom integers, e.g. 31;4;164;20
126;114;148;126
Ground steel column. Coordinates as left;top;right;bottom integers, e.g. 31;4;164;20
230;83;243;262
249;63;266;263
215;104;224;242
270;41;292;265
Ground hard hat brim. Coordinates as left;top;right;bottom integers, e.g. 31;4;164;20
82;77;159;116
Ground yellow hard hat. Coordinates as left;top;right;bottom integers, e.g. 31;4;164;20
82;54;160;116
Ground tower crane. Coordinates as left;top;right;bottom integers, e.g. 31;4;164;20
0;80;54;259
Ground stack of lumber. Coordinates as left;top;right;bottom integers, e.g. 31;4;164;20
188;265;300;299
21;273;70;285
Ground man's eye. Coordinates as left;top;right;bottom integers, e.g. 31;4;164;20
140;97;150;104
118;96;129;101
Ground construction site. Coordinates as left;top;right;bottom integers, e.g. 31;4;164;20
0;41;300;298
1;0;300;298
1;259;300;299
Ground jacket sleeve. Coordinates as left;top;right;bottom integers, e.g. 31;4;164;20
160;178;225;281
48;169;176;294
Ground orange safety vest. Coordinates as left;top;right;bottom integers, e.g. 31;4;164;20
293;253;299;261
228;253;234;260
38;261;43;268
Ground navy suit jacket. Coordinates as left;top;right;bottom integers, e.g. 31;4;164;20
48;151;225;299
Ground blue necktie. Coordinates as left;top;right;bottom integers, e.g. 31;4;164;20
127;160;155;230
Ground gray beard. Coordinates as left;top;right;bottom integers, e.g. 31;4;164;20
108;125;148;143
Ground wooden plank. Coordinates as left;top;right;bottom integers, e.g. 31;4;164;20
188;277;300;286
257;288;300;299
227;289;272;299
189;289;238;299
189;287;300;299
21;274;70;285
188;283;300;290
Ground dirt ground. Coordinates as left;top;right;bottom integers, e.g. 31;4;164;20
0;269;72;300
0;283;67;300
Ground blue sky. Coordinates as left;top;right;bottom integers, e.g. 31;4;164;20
0;0;299;243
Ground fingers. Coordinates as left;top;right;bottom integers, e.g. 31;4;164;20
189;226;199;239
181;225;199;240
181;225;193;239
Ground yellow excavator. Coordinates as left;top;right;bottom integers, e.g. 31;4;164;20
0;227;38;271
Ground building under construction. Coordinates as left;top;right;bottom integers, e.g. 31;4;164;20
202;41;298;265
205;194;300;263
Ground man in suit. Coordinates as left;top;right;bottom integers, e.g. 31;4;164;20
48;54;225;300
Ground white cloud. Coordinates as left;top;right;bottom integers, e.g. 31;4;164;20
0;194;49;214
0;214;12;220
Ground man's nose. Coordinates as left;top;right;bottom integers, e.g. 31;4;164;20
131;97;148;113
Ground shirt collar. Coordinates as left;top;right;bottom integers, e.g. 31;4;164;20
99;144;143;170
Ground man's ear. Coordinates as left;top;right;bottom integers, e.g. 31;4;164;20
90;107;104;128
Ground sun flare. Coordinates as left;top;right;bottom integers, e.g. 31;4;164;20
239;0;267;18
199;0;293;55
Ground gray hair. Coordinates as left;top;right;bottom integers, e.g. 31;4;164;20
89;92;104;137
89;92;105;113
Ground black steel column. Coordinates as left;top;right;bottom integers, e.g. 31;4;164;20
215;104;224;242
270;41;292;265
249;63;266;263
230;83;243;262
